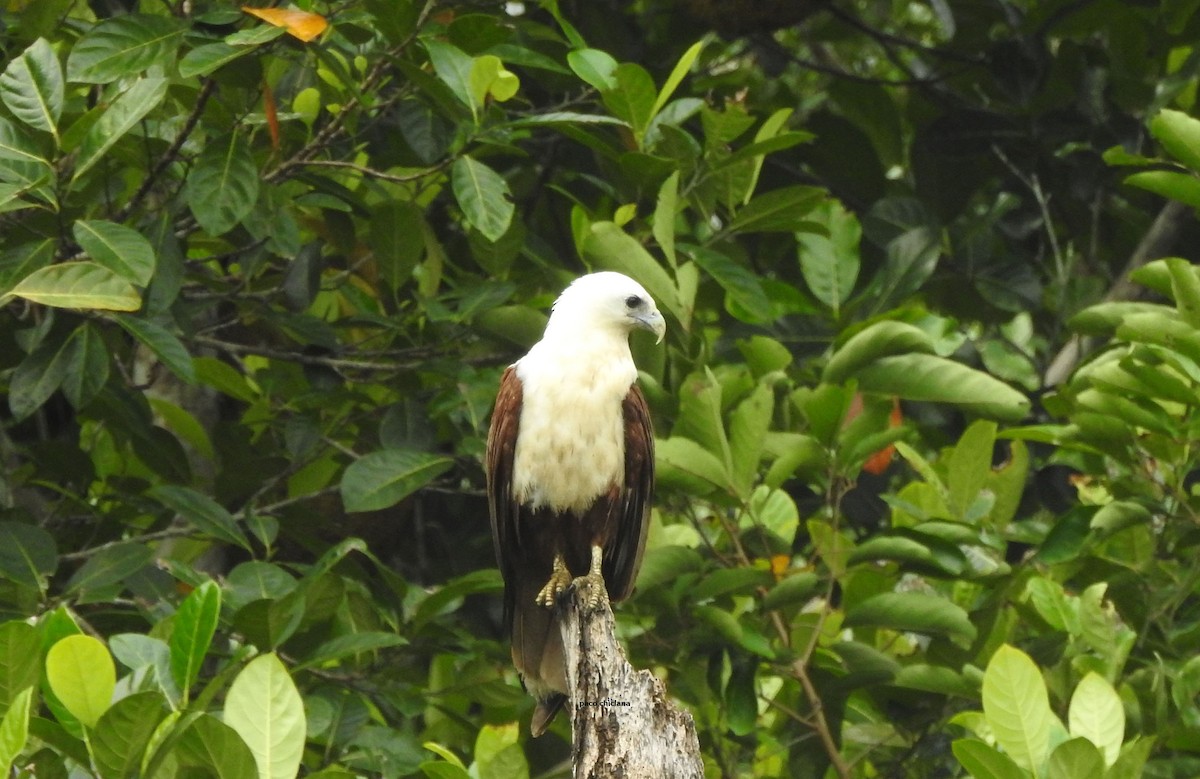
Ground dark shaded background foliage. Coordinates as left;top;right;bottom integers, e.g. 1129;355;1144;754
0;0;1199;777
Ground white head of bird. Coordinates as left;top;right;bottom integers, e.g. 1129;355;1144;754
539;271;666;346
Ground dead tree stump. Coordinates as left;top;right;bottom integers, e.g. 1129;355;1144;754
559;588;704;778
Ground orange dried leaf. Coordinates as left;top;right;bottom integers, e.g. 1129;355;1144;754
242;6;328;42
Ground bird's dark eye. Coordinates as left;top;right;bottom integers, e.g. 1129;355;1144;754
624;295;643;308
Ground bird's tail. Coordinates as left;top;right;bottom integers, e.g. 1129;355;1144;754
510;578;569;736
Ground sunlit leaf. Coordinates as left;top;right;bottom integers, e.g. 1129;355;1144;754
0;687;32;777
982;644;1059;773
46;635;116;728
224;654;305;779
8;262;141;311
1068;673;1124;766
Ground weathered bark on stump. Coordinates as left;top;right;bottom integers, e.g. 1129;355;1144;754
559;588;704;778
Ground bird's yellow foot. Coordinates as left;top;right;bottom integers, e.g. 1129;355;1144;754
571;570;610;613
535;555;572;607
571;544;610;613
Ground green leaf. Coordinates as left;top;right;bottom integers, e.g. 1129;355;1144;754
582;221;685;327
650;40;703;120
169;581;221;704
1116;311;1200;364
982;644;1058;773
1167;256;1200;327
223;653;306;779
1124;170;1200;208
567;48;618;92
475;722;528;779
655;436;733;495
822;321;935;384
175;713;259;779
8;262;141;311
61;323;110;408
8;336;70;420
653;171;679;267
0;522;57;590
451;156;514;243
847;533;966;576
370;200;425;291
1068;301;1178;336
1106;738;1154;779
1047;738;1105;779
1149;108;1200;172
92;691;168;779
686;245;772;324
149;485;251;551
46;635;116;728
675;368;733;468
0;38;63;140
602;63;657;141
65;542;153;596
468;55;519;106
854;354;1030;421
114;315;195;384
797;201;861;314
952;739;1029;779
843;591;976;639
178;42;251;78
1068;672;1124;766
947;420;997;519
66;14;184;84
635;545;703;591
761;572;821;610
0;621;41;711
295;632;407;670
424;39;475;114
728;383;773;495
186;133;259;236
73;77;168;182
0;116;48;167
728;186;825;233
73;220;155;286
109;634;178;703
0;687;32;777
340;449;454;513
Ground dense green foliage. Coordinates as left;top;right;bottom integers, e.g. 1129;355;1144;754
0;1;1199;777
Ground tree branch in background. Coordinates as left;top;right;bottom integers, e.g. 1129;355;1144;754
559;588;704;778
1044;200;1189;386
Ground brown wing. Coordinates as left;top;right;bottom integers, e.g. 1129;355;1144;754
603;383;654;602
486;365;523;623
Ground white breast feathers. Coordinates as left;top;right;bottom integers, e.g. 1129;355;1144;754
511;334;635;515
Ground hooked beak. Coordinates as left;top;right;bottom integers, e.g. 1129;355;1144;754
633;309;666;344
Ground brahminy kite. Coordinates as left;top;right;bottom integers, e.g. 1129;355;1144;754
486;271;665;736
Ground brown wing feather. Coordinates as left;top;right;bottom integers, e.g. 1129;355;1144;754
602;383;654;601
485;366;522;625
